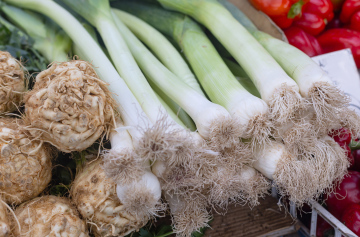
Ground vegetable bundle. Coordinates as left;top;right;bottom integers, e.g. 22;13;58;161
0;0;358;236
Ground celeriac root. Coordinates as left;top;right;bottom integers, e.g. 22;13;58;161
0;51;26;113
0;117;53;205
12;196;88;237
72;159;148;237
0;200;10;237
24;60;115;152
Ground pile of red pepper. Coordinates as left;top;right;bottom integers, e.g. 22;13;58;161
249;0;360;68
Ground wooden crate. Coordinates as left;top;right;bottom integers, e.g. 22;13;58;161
204;196;300;237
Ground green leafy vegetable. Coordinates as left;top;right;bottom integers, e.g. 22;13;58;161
0;15;47;73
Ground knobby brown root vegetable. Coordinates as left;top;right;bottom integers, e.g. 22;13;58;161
0;200;10;237
71;159;148;237
0;51;26;113
11;196;88;237
0;117;52;205
24;60;116;152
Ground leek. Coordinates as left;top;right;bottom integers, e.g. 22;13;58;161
111;8;243;151
114;2;272;143
157;0;304;125
253;138;348;205
223;58;261;98
220;0;358;134
110;5;204;96
153;84;197;131
111;9;271;211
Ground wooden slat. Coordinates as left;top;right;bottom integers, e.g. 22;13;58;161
204;196;299;237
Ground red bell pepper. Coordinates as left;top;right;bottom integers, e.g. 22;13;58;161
329;128;354;169
349;11;360;32
316;216;333;237
326;17;343;29
352;149;360;172
331;0;346;11
271;15;294;29
326;171;360;219
293;0;334;35
284;26;323;56
340;0;360;23
317;28;360;68
249;0;292;16
329;128;352;145
303;0;334;22
342;203;360;235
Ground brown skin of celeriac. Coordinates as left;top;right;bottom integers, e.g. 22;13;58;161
0;117;52;205
71;159;147;237
0;51;26;114
11;195;88;237
0;200;10;237
24;60;115;152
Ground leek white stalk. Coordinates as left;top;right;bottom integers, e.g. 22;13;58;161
157;0;304;125
1;5;71;62
102;119;163;218
223;58;320;152
220;0;356;133
253;139;349;205
111;9;243;151
114;4;271;144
